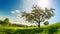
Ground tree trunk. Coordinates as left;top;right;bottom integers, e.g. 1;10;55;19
38;22;40;28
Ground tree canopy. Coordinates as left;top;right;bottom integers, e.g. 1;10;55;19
22;5;55;28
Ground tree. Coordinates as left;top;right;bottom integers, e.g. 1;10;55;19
0;20;4;25
44;21;49;25
4;18;10;24
22;5;55;28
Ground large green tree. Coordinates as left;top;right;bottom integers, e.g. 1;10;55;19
22;5;55;28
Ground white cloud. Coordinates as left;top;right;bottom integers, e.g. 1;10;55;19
15;10;20;13
11;11;15;14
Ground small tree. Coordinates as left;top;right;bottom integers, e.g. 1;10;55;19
44;21;49;25
22;5;55;28
4;18;10;24
0;20;4;25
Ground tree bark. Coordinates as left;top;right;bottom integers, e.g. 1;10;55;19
38;22;40;28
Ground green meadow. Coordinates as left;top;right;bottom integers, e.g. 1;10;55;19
0;22;60;34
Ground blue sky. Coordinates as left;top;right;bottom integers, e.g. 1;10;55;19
0;0;60;25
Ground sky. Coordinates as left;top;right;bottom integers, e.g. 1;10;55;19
0;0;60;26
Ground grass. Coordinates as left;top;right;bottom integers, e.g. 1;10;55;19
0;22;60;34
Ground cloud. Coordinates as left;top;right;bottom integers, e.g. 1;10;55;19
11;10;20;14
15;10;20;13
11;11;15;14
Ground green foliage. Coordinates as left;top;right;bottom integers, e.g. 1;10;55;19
4;18;10;24
0;28;13;34
14;28;44;34
0;28;44;34
47;26;58;34
44;21;49;25
0;20;4;25
0;18;10;25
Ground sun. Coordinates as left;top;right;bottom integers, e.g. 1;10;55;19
37;0;50;8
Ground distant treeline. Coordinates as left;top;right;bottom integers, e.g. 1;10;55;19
0;18;36;27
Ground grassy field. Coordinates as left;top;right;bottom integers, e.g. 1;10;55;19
0;22;60;34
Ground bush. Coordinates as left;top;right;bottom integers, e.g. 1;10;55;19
0;28;13;34
47;26;58;34
14;28;44;34
44;21;49;25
